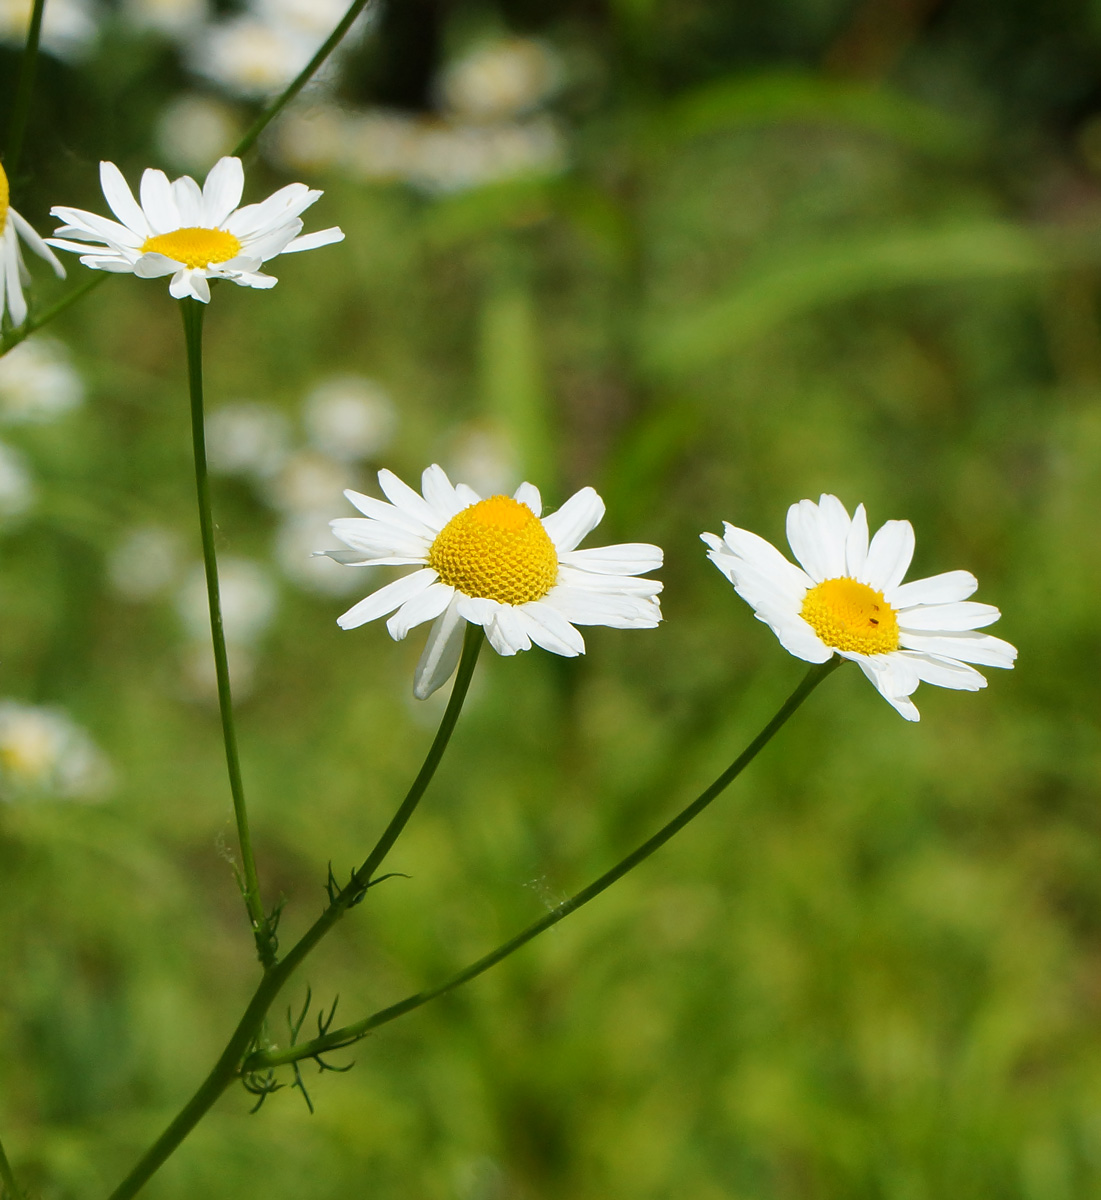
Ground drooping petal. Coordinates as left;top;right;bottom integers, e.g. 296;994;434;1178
281;226;345;254
9;211;65;276
901;652;987;691
518;602;586;656
414;598;466;699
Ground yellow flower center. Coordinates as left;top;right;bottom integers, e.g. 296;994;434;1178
801;576;899;655
0;162;9;234
428;495;558;605
141;227;241;269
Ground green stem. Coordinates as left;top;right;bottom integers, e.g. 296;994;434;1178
247;658;841;1071
0;1132;23;1200
104;628;483;1200
180;298;273;968
231;0;373;160
4;0;46;178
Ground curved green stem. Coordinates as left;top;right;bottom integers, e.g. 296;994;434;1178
0;266;106;359
103;628;484;1200
246;658;842;1071
4;0;46;178
0;1132;23;1200
231;0;373;160
180;298;273;968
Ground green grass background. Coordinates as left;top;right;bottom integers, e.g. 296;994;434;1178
2;2;1101;1196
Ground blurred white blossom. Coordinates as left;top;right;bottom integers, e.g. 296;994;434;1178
265;449;350;514
189;16;319;98
155;94;240;171
445;423;519;497
0;442;34;519
276;511;362;595
177;557;278;645
206;402;291;479
0;338;84;424
0;0;97;60
0;700;113;801
123;0;207;38
440;37;562;122
303;375;396;462
108;525;182;601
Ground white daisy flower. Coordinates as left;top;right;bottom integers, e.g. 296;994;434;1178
324;464;663;699
702;495;1017;721
0;162;66;327
47;156;343;303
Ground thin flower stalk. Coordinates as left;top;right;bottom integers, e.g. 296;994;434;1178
245;658;841;1074
180;298;272;967
4;0;46;179
103;627;485;1200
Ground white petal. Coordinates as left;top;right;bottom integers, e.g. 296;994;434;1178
556;564;662;596
853;655;921;721
898;602;1001;632
898;630;1017;668
341;488;437;539
2;233;26;325
225;184;319;237
281;226;345;254
168;270;192;299
901;652;987;691
377;469;449;531
225;270;278;290
50;206;144;249
171;175;205;226
9;210;65;276
420;464;469;518
485;604;531;656
889;569;977;608
861;519;915;592
330;516;429;561
386;581;454;640
336;568;437;630
134;252;182;278
751;606;833;664
845;504;869;577
542;487;605;552
513;481;542;514
201;156;244;226
98;161;149;235
139;168;179;233
786;497;848;582
560;543;662;575
705;524;812;608
518;602;586;656
455;483;481;506
544;585;661;628
414;598;466;699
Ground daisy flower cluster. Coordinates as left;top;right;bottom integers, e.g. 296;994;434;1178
703;495;1016;720
324;465;663;698
48;156;343;303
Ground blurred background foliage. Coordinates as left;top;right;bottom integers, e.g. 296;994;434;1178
1;0;1101;1197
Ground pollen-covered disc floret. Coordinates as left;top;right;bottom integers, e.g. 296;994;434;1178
428;495;558;605
48;156;344;304
320;465;663;699
0;161;66;328
702;494;1016;721
801;577;899;654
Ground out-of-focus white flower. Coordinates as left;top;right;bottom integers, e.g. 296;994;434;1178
181;640;256;700
255;0;373;40
177;556;278;645
445;423;518;498
275;512;362;595
50;156;344;304
0;700;113;800
155;95;240;172
440;37;563;122
0;0;97;61
265;449;351;514
107;525;182;600
272;107;567;194
123;0;207;38
189;16;321;98
0;338;83;424
303;375;396;462
207;402;291;479
0;441;34;518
